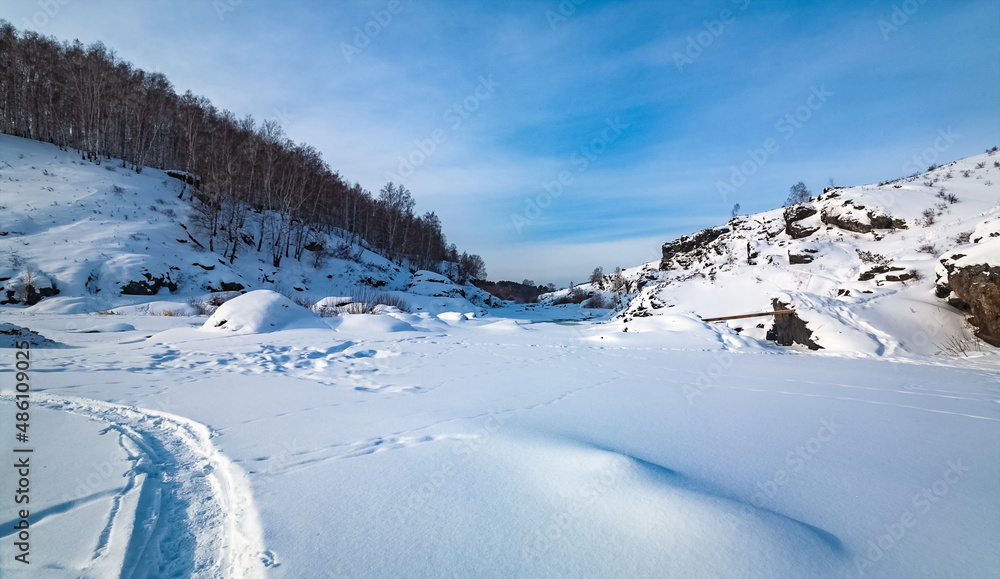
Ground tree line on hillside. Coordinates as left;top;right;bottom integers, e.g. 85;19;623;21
0;22;485;279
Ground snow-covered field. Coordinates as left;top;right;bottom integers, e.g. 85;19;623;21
0;299;998;577
1;134;998;577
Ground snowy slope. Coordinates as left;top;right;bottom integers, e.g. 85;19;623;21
0;134;496;316
592;151;1000;358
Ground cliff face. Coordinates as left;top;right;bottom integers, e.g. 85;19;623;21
659;226;731;270
945;264;1000;346
936;216;1000;347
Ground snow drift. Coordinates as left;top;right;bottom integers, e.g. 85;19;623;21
204;290;327;333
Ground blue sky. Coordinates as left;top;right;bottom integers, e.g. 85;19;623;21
4;0;999;285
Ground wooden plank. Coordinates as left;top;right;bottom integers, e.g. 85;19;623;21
701;310;797;323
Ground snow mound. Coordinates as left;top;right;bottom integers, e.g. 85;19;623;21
113;300;201;316
25;296;99;314
328;312;417;334
204;290;326;333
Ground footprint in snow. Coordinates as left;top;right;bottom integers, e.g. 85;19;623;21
259;550;279;568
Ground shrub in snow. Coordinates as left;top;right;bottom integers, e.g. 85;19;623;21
583;294;614;309
921;209;936;227
938;331;984;357
953;231;972;245
855;249;890;265
552;286;590;305
315;289;409;316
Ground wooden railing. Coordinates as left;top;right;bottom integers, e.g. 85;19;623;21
701;310;797;323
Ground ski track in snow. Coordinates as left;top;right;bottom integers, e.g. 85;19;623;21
0;393;272;578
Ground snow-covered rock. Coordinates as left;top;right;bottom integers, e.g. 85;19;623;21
203;290;326;333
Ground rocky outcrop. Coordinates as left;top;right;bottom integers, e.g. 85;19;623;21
820;200;907;234
788;249;818;265
859;265;906;282
204;281;246;293
783;204;819;239
121;271;178;295
940;264;1000;346
868;213;908;230
765;299;822;350
1;271;59;305
660;227;729;270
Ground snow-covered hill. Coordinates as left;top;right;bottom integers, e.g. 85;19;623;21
582;150;1000;358
0;134;498;317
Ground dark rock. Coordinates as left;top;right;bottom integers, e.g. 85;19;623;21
784;204;817;223
821;209;871;233
868;212;907;230
942;263;1000;346
3;276;59;306
885;272;916;282
765;299;823;350
859;266;904;281
660;227;729;270
788;252;815;265
206;281;246;292
784;204;819;240
821;205;907;234
204;281;246;293
746;242;759;265
121;272;178;295
787;222;820;239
